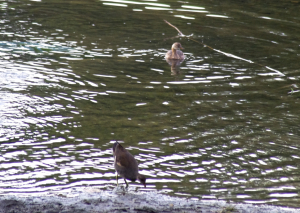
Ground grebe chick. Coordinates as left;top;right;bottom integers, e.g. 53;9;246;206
165;42;185;60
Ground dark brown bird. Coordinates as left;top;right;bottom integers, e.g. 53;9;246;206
113;142;146;188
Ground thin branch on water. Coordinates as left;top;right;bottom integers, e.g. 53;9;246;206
164;19;285;76
164;20;184;36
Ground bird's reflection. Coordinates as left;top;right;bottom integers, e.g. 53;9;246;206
165;42;185;75
166;58;184;75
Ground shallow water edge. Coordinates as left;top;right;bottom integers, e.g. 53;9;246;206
0;189;299;213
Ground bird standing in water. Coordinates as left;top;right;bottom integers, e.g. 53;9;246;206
165;42;185;60
113;142;146;188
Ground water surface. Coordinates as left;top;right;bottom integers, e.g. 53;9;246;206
1;0;300;208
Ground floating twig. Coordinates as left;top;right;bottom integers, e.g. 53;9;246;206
164;20;184;36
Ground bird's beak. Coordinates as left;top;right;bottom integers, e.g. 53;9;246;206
180;47;184;50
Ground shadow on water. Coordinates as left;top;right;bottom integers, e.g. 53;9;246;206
0;0;300;208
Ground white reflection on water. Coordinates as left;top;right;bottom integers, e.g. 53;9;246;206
174;15;195;20
101;0;170;8
167;80;211;84
176;9;208;13
206;14;229;18
182;5;205;10
103;3;127;7
269;193;298;198
145;7;172;11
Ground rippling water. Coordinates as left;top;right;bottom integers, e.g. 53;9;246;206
0;0;300;208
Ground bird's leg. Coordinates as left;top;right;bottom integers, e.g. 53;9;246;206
124;179;128;188
116;173;119;186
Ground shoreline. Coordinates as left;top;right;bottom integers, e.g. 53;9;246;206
0;187;299;213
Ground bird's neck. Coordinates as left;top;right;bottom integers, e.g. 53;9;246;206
172;48;177;57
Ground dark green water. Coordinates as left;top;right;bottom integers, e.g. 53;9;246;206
1;0;300;208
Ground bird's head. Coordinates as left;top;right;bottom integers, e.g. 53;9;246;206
172;42;184;50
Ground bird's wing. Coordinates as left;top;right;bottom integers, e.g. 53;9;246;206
114;143;136;168
115;151;131;168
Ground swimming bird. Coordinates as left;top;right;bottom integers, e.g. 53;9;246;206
165;42;185;60
113;142;146;188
